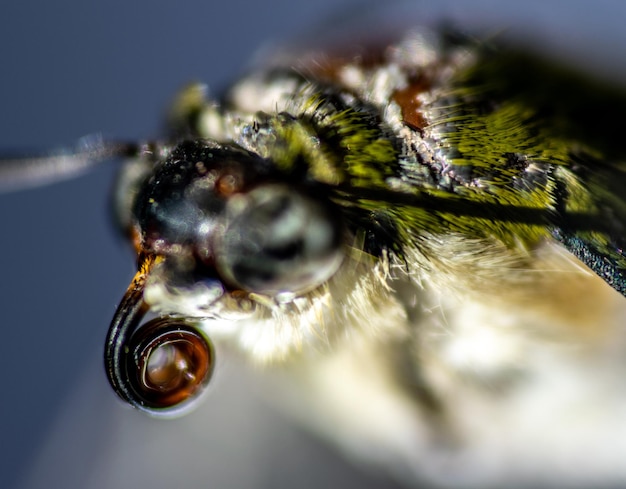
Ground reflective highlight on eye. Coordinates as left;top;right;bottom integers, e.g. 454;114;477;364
214;184;345;295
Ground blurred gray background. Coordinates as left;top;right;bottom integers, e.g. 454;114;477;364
1;1;625;488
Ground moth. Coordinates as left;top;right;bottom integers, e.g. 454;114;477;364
4;22;626;488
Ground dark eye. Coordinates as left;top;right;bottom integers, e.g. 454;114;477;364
132;140;267;255
214;184;344;296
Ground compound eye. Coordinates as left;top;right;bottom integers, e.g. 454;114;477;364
126;318;214;415
214;184;344;297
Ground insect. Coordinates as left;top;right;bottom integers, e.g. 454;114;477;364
5;20;626;489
